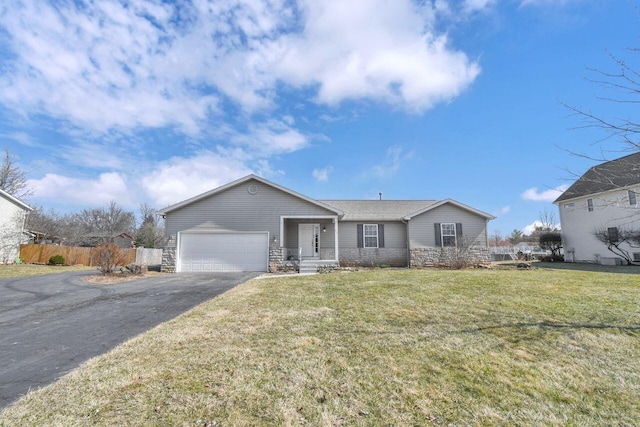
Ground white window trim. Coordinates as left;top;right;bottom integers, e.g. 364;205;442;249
363;223;379;248
441;223;457;248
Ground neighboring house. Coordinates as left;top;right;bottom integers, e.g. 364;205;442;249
489;241;549;261
158;175;495;273
25;230;63;245
0;189;33;263
554;152;640;264
113;232;135;249
81;232;136;248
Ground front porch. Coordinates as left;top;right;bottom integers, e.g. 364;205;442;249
269;215;340;273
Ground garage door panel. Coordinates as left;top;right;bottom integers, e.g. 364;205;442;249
179;232;268;272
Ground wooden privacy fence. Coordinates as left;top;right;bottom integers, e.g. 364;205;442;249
19;244;161;266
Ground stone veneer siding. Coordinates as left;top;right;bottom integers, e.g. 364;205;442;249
410;246;490;268
161;234;177;273
339;248;408;267
162;234;491;272
269;245;286;272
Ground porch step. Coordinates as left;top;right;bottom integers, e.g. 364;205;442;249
299;260;339;274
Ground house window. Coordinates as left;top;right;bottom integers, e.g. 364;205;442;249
564;203;574;209
608;227;619;244
363;224;378;248
587;199;593;212
441;223;457;247
629;190;637;206
634;253;640;262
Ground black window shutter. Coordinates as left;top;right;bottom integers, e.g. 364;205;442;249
378;224;385;248
434;223;441;246
357;224;364;248
456;223;463;238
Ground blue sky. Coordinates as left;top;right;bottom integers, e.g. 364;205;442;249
0;0;637;236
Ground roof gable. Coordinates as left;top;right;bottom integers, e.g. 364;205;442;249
159;175;343;215
0;188;32;212
554;152;640;203
404;199;496;220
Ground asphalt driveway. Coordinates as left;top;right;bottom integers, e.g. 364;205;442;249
0;270;258;409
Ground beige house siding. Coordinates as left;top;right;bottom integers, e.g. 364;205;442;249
558;187;640;263
0;193;30;263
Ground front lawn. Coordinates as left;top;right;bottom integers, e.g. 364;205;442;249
0;264;94;279
2;267;639;425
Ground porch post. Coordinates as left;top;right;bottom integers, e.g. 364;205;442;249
334;216;339;262
279;216;284;248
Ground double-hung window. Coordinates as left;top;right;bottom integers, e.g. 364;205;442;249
587;198;593;212
363;224;379;248
441;223;457;247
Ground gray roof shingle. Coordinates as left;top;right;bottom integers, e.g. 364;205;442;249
320;200;438;221
554;152;640;203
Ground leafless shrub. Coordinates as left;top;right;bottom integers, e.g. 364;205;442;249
94;243;127;275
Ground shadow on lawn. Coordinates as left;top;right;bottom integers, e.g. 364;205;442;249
462;321;640;335
534;262;640;275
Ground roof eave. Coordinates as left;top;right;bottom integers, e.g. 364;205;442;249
0;188;33;212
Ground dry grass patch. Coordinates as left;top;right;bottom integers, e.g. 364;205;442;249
0;264;93;279
82;271;163;284
2;268;640;426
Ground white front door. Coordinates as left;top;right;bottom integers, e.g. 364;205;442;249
298;224;320;259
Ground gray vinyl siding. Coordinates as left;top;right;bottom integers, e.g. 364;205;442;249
409;204;488;248
165;179;336;238
338;221;406;248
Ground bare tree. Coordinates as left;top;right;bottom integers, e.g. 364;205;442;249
592;226;640;265
0;149;32;200
25;206;65;242
71;201;136;246
135;203;163;248
490;230;503;247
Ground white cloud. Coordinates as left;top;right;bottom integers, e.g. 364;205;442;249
312;166;334;182
370;145;414;178
463;0;497;13
0;0;480;136
2;131;39;147
141;151;253;207
522;220;561;235
499;206;511;215
226;120;310;156
274;0;480;112
521;185;568;202
522;221;542;235
519;0;579;7
28;172;131;206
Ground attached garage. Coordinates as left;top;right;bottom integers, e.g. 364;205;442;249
178;232;269;272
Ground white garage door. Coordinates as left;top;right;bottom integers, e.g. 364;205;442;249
179;232;269;272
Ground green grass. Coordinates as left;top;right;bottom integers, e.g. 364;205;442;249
2;267;640;426
0;263;94;279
